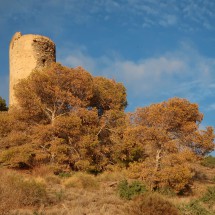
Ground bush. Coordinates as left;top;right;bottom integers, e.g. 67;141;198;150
117;179;147;200
0;169;47;214
179;200;213;215
157;186;176;197
128;193;180;215
63;172;99;190
201;186;215;208
201;156;215;168
32;165;53;177
0;145;34;169
58;172;72;178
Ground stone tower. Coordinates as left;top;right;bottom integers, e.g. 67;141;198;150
9;32;56;106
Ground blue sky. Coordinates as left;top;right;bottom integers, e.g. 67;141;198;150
0;1;215;134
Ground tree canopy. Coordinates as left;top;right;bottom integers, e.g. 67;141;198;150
1;63;127;172
0;63;214;193
124;98;214;192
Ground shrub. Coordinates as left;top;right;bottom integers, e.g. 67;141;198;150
55;189;65;202
117;179;147;200
157;186;176;197
201;156;215;168
128;193;180;215
0;145;35;169
32;165;53;177
63;172;99;190
0;169;47;214
179;200;213;215
18;179;47;205
58;172;72;178
201;186;215;208
193;170;208;181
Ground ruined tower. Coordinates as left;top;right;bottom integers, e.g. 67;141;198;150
9;32;56;106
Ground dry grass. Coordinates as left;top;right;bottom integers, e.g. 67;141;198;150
7;169;129;215
44;187;128;215
63;172;99;190
97;170;126;183
0;168;47;215
32;165;54;177
1;165;214;215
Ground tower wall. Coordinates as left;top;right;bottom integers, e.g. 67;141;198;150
9;32;56;106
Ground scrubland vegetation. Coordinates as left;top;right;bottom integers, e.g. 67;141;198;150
0;165;214;215
0;63;214;214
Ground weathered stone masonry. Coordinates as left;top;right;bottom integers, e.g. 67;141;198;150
9;32;56;106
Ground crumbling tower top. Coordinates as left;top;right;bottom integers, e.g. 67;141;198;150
9;32;56;106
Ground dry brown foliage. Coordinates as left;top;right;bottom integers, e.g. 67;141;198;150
0;169;47;215
128;193;181;215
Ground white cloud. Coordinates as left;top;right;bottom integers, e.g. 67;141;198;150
106;57;185;93
64;50;96;72
208;103;215;109
61;42;215;103
205;103;215;111
159;15;178;27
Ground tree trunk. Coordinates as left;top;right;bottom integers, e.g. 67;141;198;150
155;149;162;172
151;149;162;191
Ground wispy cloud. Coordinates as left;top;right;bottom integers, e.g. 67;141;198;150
63;50;96;72
205;103;215;111
61;42;215;109
1;0;215;109
159;15;178;27
1;0;214;31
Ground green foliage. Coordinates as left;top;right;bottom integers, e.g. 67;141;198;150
0;145;35;168
179;200;213;215
58;172;72;178
117;179;147;200
128;193;180;215
201;156;215;168
55;189;65;202
201;186;215;208
0;96;8;111
157;186;176;197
